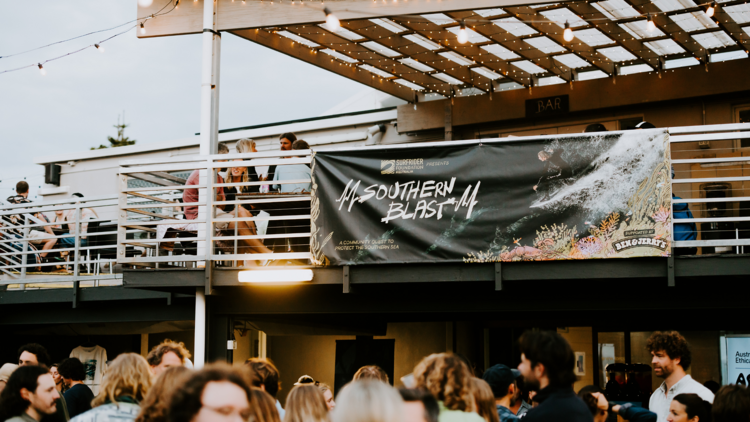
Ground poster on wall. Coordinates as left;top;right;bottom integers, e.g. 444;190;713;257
310;129;672;266
724;336;750;385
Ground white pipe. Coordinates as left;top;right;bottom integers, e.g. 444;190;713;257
194;286;206;368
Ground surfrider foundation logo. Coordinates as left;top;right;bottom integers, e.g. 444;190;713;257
381;160;395;174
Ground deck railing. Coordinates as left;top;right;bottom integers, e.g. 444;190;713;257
5;123;749;288
0;195;123;288
117;150;312;268
670;123;750;253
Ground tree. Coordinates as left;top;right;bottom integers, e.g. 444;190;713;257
91;113;137;149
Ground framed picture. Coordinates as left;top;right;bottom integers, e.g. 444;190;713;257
575;352;586;376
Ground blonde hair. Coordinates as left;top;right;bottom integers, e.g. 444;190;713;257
413;353;474;411
135;366;191;422
250;387;281;422
468;378;500;422
353;366;389;384
331;380;404;422
92;353;153;408
284;384;329;422
236;138;256;154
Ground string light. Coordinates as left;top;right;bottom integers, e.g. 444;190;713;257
324;7;340;33
647;14;655;32
140;22;146;34
563;21;574;42
38;64;45;76
95;44;104;52
706;1;716;17
457;20;469;44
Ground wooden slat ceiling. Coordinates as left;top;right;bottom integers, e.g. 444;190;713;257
246;0;750;101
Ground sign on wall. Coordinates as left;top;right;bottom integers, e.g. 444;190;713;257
725;336;750;385
526;95;570;118
310;130;672;266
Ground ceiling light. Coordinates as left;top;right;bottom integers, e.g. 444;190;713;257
238;269;314;283
706;1;716;17
563;21;574;42
324;8;340;33
647;14;656;32
457;21;469;44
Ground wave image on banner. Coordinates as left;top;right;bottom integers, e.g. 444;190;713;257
310;129;672;266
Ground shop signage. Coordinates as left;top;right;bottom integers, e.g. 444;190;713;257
725;336;750;385
310;130;672;266
526;95;569;118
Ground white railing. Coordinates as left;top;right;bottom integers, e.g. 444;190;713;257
0;195;123;287
670;122;750;254
117;149;313;268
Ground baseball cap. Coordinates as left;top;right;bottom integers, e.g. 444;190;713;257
0;363;19;383
482;364;521;398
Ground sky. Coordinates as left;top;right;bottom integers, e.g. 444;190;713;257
0;0;369;200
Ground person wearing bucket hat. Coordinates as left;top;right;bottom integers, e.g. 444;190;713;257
483;365;523;422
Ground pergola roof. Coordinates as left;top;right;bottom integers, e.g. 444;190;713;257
227;0;750;101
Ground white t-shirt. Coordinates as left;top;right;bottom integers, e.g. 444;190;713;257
649;375;714;422
70;345;107;395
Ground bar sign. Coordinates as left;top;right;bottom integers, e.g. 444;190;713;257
526;95;569;117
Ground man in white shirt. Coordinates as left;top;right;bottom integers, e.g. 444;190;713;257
647;331;714;422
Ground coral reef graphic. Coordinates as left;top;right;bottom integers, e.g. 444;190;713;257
465;133;672;263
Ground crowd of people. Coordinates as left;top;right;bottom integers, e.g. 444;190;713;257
2;330;749;422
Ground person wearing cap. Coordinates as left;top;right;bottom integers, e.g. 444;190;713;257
0;363;19;395
483;365;522;422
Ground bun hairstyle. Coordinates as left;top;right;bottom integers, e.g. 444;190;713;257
673;393;712;422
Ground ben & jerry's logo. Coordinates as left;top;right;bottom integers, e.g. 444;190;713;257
614;237;667;251
380;158;424;175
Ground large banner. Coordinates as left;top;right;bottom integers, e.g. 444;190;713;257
310;129;672;266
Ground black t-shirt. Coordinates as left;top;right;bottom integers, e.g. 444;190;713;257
63;383;94;418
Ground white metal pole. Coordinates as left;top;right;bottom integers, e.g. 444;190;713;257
196;0;220;367
194;286;206;368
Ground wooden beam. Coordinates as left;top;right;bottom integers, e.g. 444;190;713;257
136;0;550;39
230;28;416;101
396;57;750;132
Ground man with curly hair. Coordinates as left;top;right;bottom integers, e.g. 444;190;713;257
146;340;191;376
647;331;714;422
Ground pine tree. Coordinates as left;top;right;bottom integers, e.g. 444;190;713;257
92;113;137;149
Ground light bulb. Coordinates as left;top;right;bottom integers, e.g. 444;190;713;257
140;22;146;34
324;7;340;32
706;1;716;17
138;0;154;6
647;14;655;32
38;64;46;76
457;22;469;44
563;21;574;42
95;44;104;52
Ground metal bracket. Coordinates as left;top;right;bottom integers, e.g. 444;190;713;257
72;280;80;308
343;266;351;294
667;254;675;287
494;262;503;291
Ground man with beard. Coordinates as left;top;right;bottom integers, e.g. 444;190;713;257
0;366;60;422
517;331;592;422
483;364;522;422
647;331;714;422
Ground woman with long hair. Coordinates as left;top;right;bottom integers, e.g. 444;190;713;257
135;366;191;422
413;353;484;422
332;380;404;422
250;387;282;422
468;378;499;422
71;353;153;422
284;384;329;422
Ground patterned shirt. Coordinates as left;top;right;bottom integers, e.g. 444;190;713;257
497;404;520;422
